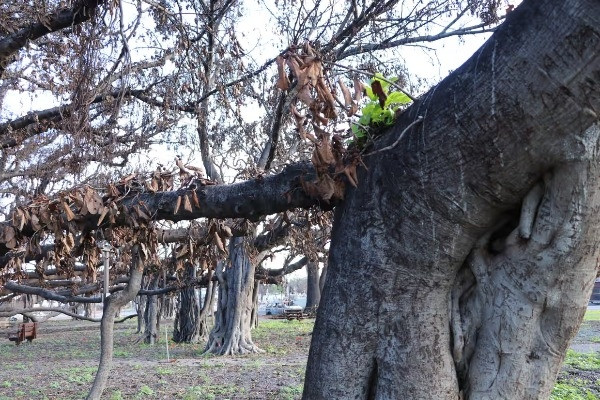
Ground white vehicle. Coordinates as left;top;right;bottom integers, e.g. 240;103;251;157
265;303;285;315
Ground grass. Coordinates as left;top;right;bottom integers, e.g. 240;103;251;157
110;390;124;400
551;381;598;400
553;349;600;399
563;350;600;371
253;319;313;356
584;310;600;322
155;365;177;375
182;384;241;400
278;384;303;400
137;385;154;397
4;317;600;400
57;366;97;385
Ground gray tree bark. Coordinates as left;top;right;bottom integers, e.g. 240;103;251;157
134;294;145;334
86;247;143;400
173;263;203;343
204;237;261;355
143;275;159;345
305;261;321;311
303;0;600;398
318;263;327;295
251;279;259;329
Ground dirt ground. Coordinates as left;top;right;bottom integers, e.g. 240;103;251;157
0;316;599;399
0;317;310;400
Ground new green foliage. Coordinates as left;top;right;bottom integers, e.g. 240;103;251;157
351;73;412;140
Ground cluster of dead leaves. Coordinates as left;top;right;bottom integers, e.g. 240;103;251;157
276;43;364;202
0;157;210;286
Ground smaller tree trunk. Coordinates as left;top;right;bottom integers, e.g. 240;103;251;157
318;263;327;294
135;294;145;334
83;302;92;318
251;280;259;329
198;273;217;339
86;248;144;400
173;263;203;343
143;275;159;344
204;237;261;355
305;262;321;311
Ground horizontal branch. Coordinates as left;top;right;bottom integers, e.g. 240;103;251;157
0;161;319;258
0;306;136;323
255;255;309;283
3;280;102;303
0;0;105;76
0;88;145;149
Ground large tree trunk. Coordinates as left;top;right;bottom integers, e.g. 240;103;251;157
305;261;320;311
303;0;600;398
86;248;144;400
204;237;261;355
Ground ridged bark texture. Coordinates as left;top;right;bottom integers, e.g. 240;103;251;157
303;0;600;398
204;237;262;355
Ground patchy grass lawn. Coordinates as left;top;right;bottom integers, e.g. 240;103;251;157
0;312;599;399
584;310;600;322
0;318;311;399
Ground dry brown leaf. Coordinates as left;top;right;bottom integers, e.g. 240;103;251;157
174;196;182;214
221;225;233;238
30;214;41;231
84;187;103;215
316;77;337;119
147;178;159;192
213;231;225;253
338;79;354;116
107;184;121;198
183;194;193;213
353;78;363;104
286;57;302;83
191;191;200;208
38;207;51;225
65;232;75;250
97;206;109;226
3;226;15;243
276;56;290;90
371;80;387;108
139;243;149;260
62;201;76;221
344;165;359;187
176;244;188;259
135;205;150;221
121;173;136;184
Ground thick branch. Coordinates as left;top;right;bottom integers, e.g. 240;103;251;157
0;161;318;254
0;1;105;76
0;89;145;148
3;280;101;303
